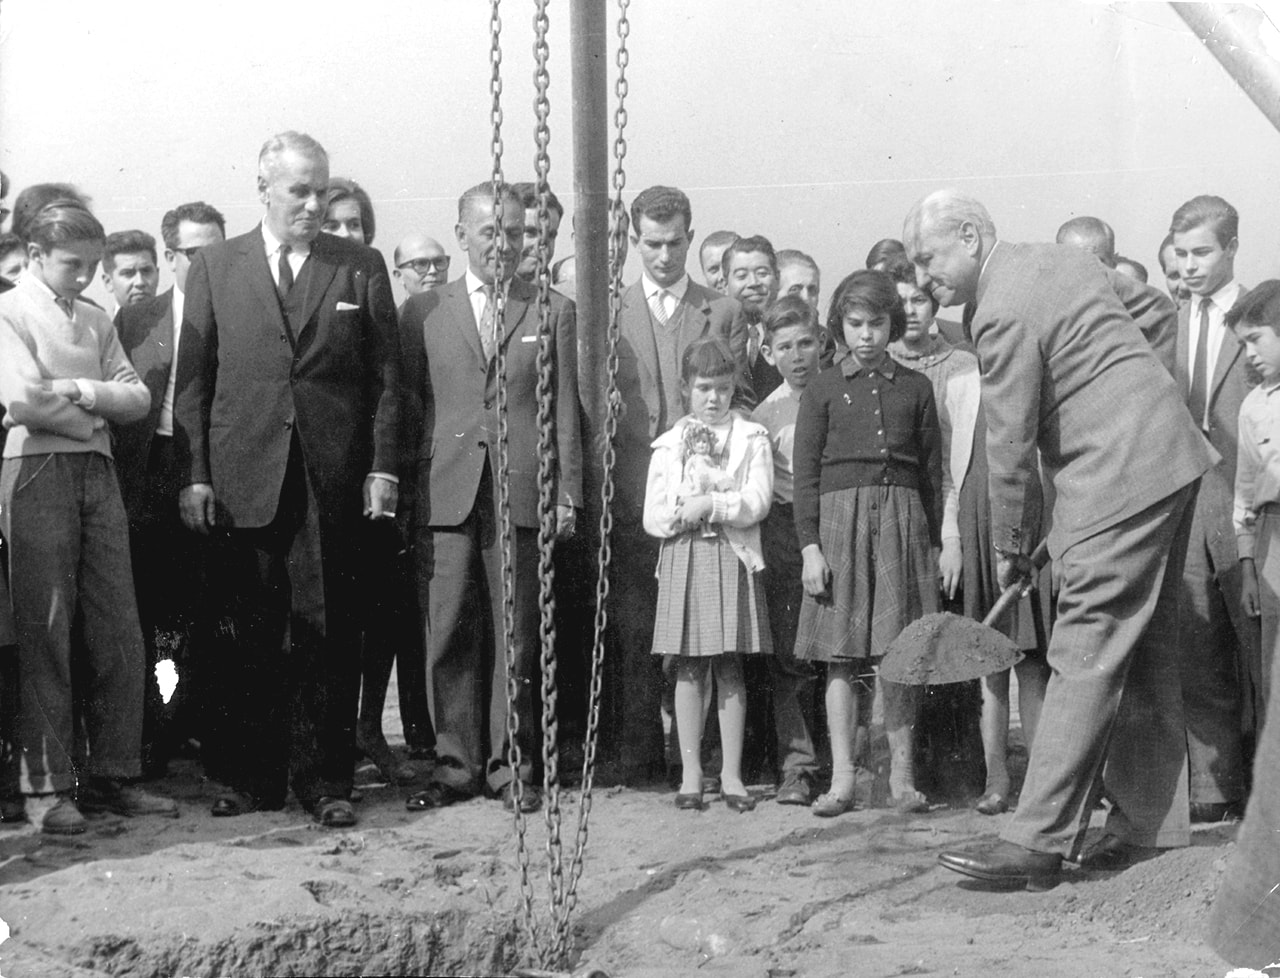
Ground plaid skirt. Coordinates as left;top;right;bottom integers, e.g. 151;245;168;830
651;530;772;657
795;484;939;662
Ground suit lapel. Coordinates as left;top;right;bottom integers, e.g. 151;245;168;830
621;283;658;394
241;230;288;335
500;278;534;349
1208;288;1249;405
679;287;713;349
1174;304;1191;397
295;238;340;340
442;278;487;366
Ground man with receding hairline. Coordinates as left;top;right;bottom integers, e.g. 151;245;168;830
905;188;1210;889
174;130;401;828
699;229;738;294
1054;214;1178;373
398;180;580;814
393;233;450;300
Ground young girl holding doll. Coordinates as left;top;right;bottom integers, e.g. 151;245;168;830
793;269;943;817
644;337;774;813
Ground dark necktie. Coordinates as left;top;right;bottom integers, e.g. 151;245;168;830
1188;297;1211;428
277;245;294;299
55;296;74;318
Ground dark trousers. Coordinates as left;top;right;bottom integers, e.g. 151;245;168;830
418;460;536;793
128;435;210;771
359;520;431;750
1;453;144;794
600;522;666;776
1177;470;1250;802
203;443;360;807
760;503;817;779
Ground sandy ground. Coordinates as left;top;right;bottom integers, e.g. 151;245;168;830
0;678;1246;978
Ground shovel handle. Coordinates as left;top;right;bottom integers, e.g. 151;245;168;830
981;539;1051;629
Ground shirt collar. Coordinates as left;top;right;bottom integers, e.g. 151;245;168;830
465;268;509;298
261;220;311;260
1197;279;1240;316
24;273;64;305
838;348;897;379
642;272;689;304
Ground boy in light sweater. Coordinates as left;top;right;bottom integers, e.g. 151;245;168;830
0;199;174;834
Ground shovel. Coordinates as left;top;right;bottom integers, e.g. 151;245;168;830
879;539;1050;686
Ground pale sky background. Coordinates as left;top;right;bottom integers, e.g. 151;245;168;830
1;0;1278;309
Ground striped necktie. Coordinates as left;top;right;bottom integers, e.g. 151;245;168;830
650;288;670;326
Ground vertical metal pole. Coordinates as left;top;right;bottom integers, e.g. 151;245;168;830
569;0;610;445
1171;2;1280;135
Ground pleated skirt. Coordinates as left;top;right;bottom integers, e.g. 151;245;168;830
650;531;772;657
795;484;938;662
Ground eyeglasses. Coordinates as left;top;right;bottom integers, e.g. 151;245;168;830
398;257;450;274
170;246;202;259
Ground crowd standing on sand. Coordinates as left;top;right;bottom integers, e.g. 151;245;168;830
0;130;1277;965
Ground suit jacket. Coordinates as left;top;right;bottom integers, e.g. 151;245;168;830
613;279;749;523
1105;268;1178;376
970;242;1210;557
1174;288;1252;480
174;227;400;528
113;288;175;519
398;274;581;529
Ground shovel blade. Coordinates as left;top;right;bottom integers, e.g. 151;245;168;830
880;612;1025;686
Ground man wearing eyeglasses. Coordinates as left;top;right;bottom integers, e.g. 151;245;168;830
112;201;226;778
393;233;450;302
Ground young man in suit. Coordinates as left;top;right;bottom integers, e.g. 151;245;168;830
1170;195;1256;822
603;186;749;784
399;182;580;813
905;189;1211;889
113;201;225;777
174;131;401;828
725;235;782;402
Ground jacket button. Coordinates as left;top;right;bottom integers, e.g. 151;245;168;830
284;419;294;429
484;400;493;410
281;334;288;342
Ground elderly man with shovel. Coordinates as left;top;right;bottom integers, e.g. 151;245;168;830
902;189;1210;890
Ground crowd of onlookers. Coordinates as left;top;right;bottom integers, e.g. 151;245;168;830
0;135;1271;863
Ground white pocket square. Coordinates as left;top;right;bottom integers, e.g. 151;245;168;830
521;335;538;343
335;301;360;312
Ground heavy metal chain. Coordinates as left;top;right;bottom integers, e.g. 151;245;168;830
528;0;572;966
490;0;545;963
558;0;632;943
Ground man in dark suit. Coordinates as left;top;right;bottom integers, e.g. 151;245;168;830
604;185;749;783
1169;194;1255;821
399;182;580;813
904;189;1211;889
174;131;400;828
113;201;225;776
725;235;783;401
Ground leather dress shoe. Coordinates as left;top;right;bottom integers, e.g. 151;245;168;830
499;782;542;814
1189;800;1244;823
211;791;260;818
775;773;813;806
938;841;1062;890
405;782;472;811
674;791;703;811
723;792;757;813
1076;833;1160;871
80;779;178;819
311;796;357;828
